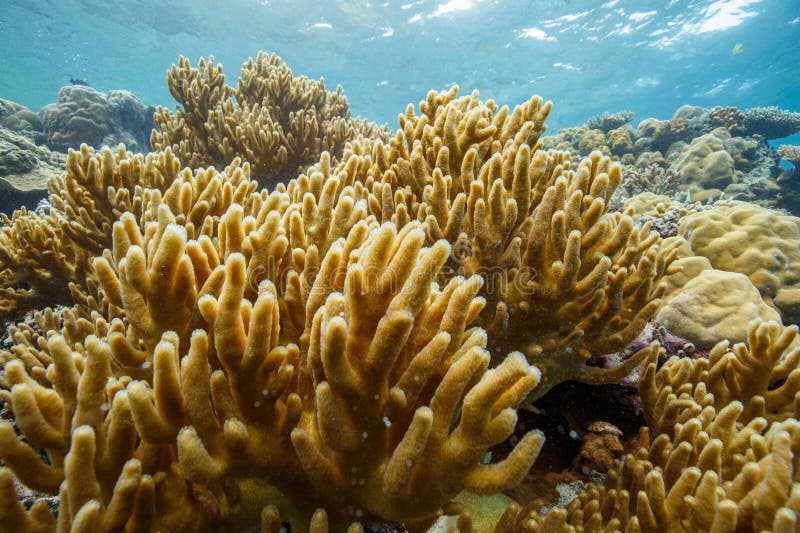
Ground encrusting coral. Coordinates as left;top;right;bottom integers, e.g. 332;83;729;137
150;52;389;186
0;53;697;531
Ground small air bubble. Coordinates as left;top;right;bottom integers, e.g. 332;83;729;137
406;459;413;467
374;394;379;400
339;311;345;317
100;402;110;413
254;401;261;407
362;432;368;440
569;430;579;440
383;417;391;427
141;361;152;369
262;388;269;395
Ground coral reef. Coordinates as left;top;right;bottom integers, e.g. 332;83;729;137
0;69;677;531
0;144;185;321
776;144;800;215
706;105;747;134
39;85;155;153
4;51;799;532
638;116;692;154
541;104;787;214
297;87;673;396
617;164;681;200
674;131;739;189
0;207;88;319
151;52;389;186
606;127;634;156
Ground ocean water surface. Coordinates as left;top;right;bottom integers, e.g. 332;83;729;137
2;0;799;131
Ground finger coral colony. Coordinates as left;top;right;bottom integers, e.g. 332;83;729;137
1;52;799;533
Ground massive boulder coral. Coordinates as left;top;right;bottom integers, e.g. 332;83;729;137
674;130;739;189
151;52;388;186
0;125;66;213
39;85;155;153
0;98;43;133
678;201;800;299
656;268;782;347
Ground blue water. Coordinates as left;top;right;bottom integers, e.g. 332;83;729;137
1;0;799;131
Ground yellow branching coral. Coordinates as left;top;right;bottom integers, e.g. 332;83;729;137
0;65;686;531
0;144;183;323
512;319;800;532
295;87;675;395
0;207;87;319
48;144;182;256
0;332;217;532
1;336;151;530
151;52;389;185
92;206;206;365
643;319;800;429
126;221;543;527
0;307;105;389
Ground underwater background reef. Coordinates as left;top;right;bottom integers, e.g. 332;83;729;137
1;1;800;532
